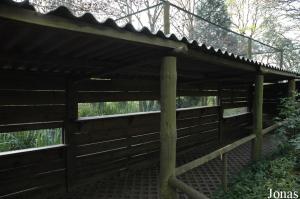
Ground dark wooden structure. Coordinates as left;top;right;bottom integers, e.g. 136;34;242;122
0;1;299;198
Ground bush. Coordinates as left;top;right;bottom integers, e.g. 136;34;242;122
214;93;300;198
213;153;299;199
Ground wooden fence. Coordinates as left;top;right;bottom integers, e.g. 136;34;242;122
0;75;292;198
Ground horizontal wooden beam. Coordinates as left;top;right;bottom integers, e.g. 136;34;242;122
175;133;256;176
0;90;65;105
0;105;65;125
0;121;63;133
178;49;257;72
0;4;185;50
260;67;298;78
169;176;209;199
262;121;286;135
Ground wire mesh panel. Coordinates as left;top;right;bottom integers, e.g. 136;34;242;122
10;0;297;71
115;3;164;33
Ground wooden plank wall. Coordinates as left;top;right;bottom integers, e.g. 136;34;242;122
0;74;67;198
0;77;260;196
0;74;66;132
0;145;66;198
74;106;220;184
263;83;288;115
220;85;253;141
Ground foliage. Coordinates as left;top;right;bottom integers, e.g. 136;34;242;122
0;129;62;153
79;96;217;117
194;0;233;51
214;93;300;198
275;92;300;150
213;152;299;199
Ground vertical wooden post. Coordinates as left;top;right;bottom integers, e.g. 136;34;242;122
65;77;78;191
222;153;228;192
218;86;224;145
279;50;284;69
252;74;264;161
163;1;170;35
160;56;177;199
247;38;252;60
288;79;296;99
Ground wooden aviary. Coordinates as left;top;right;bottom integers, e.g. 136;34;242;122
0;1;299;199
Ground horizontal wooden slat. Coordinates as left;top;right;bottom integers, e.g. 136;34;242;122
177;129;218;149
223;113;252;134
75;158;129;181
177;115;219;129
78;90;219;102
177;106;219;119
0;159;65;181
0;90;65;105
0;105;65;125
223;113;252;124
0;145;66;170
77;79;160;92
177;123;218;137
78;91;159;102
76;79;209;92
178;90;218;96
0;183;66;199
75;109;219;144
222;102;249;109
76;138;128;156
76;140;160;167
221;90;249;98
76;122;219;156
0;169;66;196
0;121;63;133
0;75;65;90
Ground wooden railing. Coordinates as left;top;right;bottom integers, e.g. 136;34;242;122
169;122;284;199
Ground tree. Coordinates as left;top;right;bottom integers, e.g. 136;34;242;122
194;0;232;50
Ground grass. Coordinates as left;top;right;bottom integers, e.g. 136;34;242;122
0;128;62;153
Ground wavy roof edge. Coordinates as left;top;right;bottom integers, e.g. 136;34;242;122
2;0;300;76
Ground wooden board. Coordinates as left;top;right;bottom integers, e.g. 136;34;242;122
0;105;65;125
0;90;65;105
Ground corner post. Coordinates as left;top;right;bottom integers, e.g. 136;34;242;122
252;74;264;161
163;1;170;35
288;79;296;99
160;56;177;199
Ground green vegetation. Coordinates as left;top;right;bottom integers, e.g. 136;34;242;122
1;96;218;153
214;151;299;199
0;129;62;153
78;96;218;117
214;93;300;198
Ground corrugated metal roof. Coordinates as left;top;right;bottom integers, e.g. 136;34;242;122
2;0;300;76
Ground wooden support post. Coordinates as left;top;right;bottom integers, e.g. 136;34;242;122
288;79;296;99
163;1;170;35
252;74;264;161
280;50;284;69
222;153;228;192
160;56;177;199
218;86;224;145
247;38;252;60
65;78;78;191
169;177;209;199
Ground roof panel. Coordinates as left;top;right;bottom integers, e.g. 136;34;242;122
0;0;299;78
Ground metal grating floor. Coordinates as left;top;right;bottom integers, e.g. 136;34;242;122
54;134;278;199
